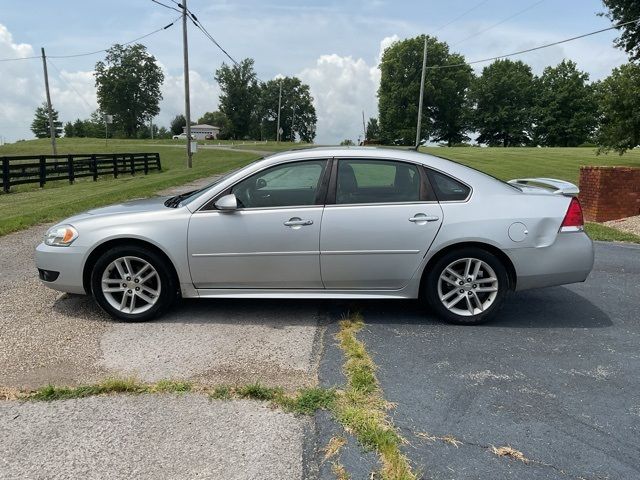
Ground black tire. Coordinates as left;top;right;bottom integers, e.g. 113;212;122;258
424;247;509;325
90;245;177;322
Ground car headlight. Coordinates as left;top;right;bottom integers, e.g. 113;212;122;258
44;225;78;247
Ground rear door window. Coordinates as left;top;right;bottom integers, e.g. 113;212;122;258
427;169;471;201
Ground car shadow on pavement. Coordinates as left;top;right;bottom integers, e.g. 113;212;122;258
52;285;611;329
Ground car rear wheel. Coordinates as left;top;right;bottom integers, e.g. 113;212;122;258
90;245;176;321
424;247;508;325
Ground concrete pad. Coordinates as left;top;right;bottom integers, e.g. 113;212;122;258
0;395;310;480
0;224;323;390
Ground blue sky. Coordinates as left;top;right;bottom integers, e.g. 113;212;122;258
0;0;629;143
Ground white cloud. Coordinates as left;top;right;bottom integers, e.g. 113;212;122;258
298;35;397;145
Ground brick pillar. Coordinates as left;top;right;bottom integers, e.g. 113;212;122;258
579;166;640;222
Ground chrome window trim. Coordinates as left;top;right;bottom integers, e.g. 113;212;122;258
323;201;439;208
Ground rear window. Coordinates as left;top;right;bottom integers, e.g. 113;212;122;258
427;170;471;201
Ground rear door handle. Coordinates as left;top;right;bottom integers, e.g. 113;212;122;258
409;214;439;223
284;217;314;227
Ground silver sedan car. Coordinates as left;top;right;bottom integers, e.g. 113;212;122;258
36;147;594;324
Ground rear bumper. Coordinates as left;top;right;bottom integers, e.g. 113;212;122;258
506;232;595;291
35;243;88;295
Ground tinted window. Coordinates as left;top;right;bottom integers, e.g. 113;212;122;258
336;159;421;204
427;170;471;201
231;160;327;208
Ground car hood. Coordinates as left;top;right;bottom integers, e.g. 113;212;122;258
83;196;170;216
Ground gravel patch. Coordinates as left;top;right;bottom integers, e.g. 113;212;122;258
604;214;640;236
0;394;310;480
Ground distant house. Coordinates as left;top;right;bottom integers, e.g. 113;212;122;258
183;124;221;140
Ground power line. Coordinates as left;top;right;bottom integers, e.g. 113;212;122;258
433;0;491;33
451;0;546;46
47;59;96;112
428;16;640;70
150;0;182;14
0;17;180;62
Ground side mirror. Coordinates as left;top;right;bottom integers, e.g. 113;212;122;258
214;193;238;211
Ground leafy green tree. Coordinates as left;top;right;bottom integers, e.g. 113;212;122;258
31;103;61;138
365;118;380;141
378;35;474;146
257;77;317;142
157;126;170;139
340;139;355;146
198;111;231;139
470;59;535;147
602;0;640;61
170;114;186;136
533;60;597;147
215;58;260;139
595;63;640;154
72;118;85;137
63;122;74;137
94;44;164;138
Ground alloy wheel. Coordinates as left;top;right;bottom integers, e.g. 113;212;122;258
437;257;499;317
100;256;161;315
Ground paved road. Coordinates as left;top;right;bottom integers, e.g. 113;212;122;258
317;241;640;479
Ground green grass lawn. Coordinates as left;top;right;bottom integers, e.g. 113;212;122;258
1;141;639;243
421;146;640;184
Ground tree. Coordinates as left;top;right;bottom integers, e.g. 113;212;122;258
198;111;231;139
73;118;85;137
595;63;640;154
257;76;317;142
63;122;74;138
170;114;186;136
157;126;170;139
340;139;355;146
215;58;260;139
533;60;597;147
31;103;61;138
602;0;640;61
469;59;535;147
378;35;474;146
94;44;164;138
365;118;380;141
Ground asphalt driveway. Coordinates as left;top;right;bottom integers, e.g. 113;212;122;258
316;241;640;479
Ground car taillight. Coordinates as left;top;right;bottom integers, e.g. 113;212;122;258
560;197;584;232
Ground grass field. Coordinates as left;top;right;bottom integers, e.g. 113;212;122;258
1;140;639;242
421;146;640;184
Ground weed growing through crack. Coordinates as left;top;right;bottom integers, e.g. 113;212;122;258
333;312;416;480
491;445;529;463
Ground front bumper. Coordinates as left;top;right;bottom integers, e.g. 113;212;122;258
35;242;88;294
506;232;595;291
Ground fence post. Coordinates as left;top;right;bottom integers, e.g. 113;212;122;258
113;154;118;178
143;153;149;175
91;154;98;182
130;154;135;175
68;154;74;184
156;153;161;171
39;155;46;188
2;157;9;193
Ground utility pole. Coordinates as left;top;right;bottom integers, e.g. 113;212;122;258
291;104;296;143
41;47;57;155
182;0;193;168
150;118;154;140
415;37;428;149
276;80;282;142
362;110;366;143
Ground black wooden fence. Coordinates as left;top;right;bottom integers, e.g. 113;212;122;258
1;153;161;193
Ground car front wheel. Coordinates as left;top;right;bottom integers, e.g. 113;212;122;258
424;247;508;325
90;245;176;321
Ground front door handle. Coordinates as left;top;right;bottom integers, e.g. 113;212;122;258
284;217;314;227
409;214;439;223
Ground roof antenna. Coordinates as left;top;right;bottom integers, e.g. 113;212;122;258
413;36;428;152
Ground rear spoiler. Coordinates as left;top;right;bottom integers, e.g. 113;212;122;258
507;178;579;196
